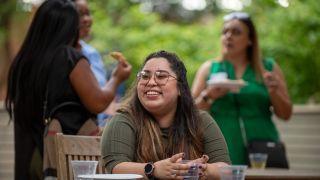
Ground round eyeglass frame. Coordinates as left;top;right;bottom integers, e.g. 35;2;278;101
137;70;178;86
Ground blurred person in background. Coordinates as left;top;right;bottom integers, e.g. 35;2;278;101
191;12;292;165
73;0;125;127
5;0;131;179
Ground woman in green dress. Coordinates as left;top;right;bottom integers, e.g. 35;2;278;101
191;12;292;165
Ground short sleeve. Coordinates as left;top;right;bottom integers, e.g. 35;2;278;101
63;46;87;69
100;113;137;173
51;46;88;76
47;46;91;119
200;111;231;164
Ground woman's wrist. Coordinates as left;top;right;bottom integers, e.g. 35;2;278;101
205;163;227;179
109;76;123;88
153;161;160;178
200;91;214;105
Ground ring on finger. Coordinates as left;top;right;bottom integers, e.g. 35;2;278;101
172;170;177;176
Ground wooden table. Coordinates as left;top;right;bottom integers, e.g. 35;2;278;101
246;168;320;180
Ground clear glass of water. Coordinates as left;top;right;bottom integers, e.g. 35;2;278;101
219;165;247;180
71;160;98;180
179;160;199;180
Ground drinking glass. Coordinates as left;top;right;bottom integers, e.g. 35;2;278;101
71;160;98;180
219;165;247;180
249;153;268;169
179;160;199;180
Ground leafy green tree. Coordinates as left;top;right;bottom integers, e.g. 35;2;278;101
1;0;319;103
249;0;320;103
89;2;222;86
0;0;17;99
88;0;320;103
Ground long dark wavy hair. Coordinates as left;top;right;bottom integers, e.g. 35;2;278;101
5;0;79;132
118;50;203;162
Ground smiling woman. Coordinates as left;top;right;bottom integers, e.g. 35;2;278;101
136;58;180;126
101;50;230;179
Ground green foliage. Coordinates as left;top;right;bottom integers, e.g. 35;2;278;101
0;0;17;42
89;2;223;87
87;0;319;103
249;0;320;103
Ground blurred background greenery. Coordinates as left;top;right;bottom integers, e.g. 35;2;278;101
0;0;319;103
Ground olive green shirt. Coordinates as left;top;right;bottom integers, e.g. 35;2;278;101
101;110;230;173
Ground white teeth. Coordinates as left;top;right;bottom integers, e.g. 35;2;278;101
146;91;160;95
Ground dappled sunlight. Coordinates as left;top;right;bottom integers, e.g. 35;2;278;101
278;0;289;8
182;0;207;11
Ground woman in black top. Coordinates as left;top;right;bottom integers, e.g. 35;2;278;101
5;0;131;179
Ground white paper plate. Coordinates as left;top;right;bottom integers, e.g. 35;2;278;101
78;174;143;180
207;79;247;89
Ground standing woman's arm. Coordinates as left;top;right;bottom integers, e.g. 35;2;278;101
69;58;131;114
263;63;292;120
192;61;229;110
191;61;213;110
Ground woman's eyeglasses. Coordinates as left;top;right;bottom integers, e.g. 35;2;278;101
223;12;250;21
137;70;178;86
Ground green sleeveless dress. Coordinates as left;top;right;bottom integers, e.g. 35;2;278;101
208;58;279;165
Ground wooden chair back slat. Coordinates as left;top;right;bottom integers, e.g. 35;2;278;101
55;133;105;180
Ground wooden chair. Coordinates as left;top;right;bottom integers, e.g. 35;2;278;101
55;133;106;180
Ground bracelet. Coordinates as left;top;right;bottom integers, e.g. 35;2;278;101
201;92;213;105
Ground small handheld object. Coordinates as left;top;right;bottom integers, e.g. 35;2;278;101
110;51;127;67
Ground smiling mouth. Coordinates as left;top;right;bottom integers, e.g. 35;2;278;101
145;90;162;96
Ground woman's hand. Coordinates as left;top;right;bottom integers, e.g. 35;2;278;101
263;71;280;94
206;86;229;100
191;155;229;179
200;162;229;179
262;65;292;120
111;52;132;83
191;155;209;177
153;153;190;179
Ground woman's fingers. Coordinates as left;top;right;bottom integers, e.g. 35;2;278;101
263;72;280;93
170;152;184;163
110;51;128;67
170;168;189;180
110;51;126;61
263;72;278;84
193;154;209;164
202;155;209;162
207;88;227;99
176;169;190;176
110;52;132;82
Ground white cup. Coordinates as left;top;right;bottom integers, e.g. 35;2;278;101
219;165;247;180
71;160;98;180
